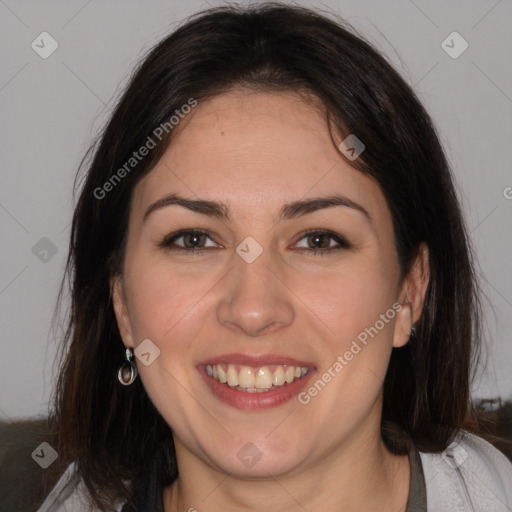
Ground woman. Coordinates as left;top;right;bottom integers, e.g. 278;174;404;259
38;3;512;511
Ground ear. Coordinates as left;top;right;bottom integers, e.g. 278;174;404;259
393;242;430;348
111;274;134;348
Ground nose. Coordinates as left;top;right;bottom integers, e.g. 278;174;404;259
216;247;295;337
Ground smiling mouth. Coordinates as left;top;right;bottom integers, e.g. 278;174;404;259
205;363;311;393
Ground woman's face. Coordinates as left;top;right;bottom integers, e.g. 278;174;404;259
113;90;426;478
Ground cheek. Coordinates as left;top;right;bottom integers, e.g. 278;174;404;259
299;264;399;416
124;256;215;342
300;260;398;347
297;267;398;429
119;266;195;402
122;260;211;420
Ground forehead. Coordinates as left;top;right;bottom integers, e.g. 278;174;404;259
132;90;390;230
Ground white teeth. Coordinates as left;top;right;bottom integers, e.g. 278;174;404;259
238;366;255;389
227;366;239;387
218;366;227;383
273;366;285;386
255;367;273;389
205;363;310;391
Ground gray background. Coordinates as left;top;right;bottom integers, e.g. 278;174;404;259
0;0;511;420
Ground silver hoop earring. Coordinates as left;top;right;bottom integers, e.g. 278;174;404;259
118;347;138;386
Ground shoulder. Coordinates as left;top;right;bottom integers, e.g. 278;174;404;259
419;429;512;511
36;461;126;512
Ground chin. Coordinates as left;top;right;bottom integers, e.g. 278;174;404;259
203;436;310;479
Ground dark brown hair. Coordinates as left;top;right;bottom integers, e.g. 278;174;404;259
50;2;488;509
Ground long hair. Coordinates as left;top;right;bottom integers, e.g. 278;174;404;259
49;3;486;509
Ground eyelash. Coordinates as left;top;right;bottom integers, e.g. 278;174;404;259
158;228;350;256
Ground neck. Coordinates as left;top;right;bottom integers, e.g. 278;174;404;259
163;422;410;512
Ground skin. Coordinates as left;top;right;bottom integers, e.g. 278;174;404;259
112;89;430;512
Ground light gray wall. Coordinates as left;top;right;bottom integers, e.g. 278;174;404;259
1;0;511;420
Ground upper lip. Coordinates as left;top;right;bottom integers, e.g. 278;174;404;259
199;353;315;368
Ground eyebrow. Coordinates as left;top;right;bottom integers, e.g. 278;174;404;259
143;193;373;227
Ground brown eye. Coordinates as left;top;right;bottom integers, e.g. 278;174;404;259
182;232;207;248
307;233;331;249
158;229;218;251
294;229;350;255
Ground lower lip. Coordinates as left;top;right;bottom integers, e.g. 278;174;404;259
198;366;316;410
